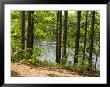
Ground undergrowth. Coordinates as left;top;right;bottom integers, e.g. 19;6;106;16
11;48;100;77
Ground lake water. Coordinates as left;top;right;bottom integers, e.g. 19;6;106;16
35;42;100;70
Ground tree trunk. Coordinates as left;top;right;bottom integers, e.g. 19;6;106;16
83;11;88;60
21;11;25;50
58;11;62;63
74;11;81;64
95;56;98;71
26;11;31;48
62;11;68;58
30;11;34;49
89;11;95;70
56;11;59;63
26;11;34;49
56;11;62;64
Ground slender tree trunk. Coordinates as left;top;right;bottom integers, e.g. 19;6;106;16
30;11;34;49
74;11;81;64
89;11;95;70
21;11;25;50
26;11;34;49
58;11;62;63
83;11;88;60
62;11;68;58
56;11;59;63
26;11;31;48
56;11;62;63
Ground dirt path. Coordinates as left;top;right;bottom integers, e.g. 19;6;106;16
11;62;83;77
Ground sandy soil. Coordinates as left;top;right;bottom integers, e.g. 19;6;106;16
11;62;82;77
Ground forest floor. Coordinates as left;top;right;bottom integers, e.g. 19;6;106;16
11;61;99;77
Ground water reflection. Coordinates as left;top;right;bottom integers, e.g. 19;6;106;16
35;41;100;70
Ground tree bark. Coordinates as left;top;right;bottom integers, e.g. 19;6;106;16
74;11;81;64
58;11;62;63
26;11;34;49
26;11;31;48
30;11;34;49
89;11;95;70
83;11;88;60
21;11;25;50
56;11;59;63
62;11;68;58
56;11;62;64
